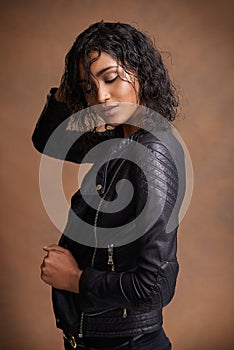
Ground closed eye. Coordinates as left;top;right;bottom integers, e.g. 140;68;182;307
82;75;118;94
105;75;118;84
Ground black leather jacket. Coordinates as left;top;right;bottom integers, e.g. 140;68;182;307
32;89;185;339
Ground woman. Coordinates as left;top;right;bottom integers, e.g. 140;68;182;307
32;21;185;350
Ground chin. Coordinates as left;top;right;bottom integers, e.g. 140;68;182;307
108;123;120;127
104;116;131;126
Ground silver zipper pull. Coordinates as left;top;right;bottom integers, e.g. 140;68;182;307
107;244;115;271
122;308;127;318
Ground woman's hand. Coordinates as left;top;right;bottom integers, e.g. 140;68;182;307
40;244;83;293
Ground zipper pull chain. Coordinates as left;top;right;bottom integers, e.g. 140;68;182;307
78;312;85;338
122;308;128;318
107;244;115;271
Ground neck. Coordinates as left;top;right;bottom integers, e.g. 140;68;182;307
122;124;139;138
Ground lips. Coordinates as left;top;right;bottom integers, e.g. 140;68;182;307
101;104;119;116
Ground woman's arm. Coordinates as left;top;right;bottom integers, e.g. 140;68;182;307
32;88;72;155
32;87;93;163
32;88;124;164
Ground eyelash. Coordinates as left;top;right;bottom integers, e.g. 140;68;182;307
83;75;119;94
105;75;118;84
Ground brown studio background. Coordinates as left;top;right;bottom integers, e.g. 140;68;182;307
0;0;233;349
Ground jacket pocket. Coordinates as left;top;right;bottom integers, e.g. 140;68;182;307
159;260;179;305
86;307;118;317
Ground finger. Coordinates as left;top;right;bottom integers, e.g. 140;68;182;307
43;245;67;253
43;244;58;251
40;262;46;280
40;257;47;271
41;270;50;284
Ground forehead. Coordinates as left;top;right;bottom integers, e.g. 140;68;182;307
79;51;118;80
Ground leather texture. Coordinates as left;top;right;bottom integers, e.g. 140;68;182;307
32;90;185;338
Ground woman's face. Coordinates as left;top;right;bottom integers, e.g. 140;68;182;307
79;51;140;126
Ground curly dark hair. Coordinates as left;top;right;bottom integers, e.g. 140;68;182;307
59;21;179;124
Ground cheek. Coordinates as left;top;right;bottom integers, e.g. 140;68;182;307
117;70;139;103
117;82;138;103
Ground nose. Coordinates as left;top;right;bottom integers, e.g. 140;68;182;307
96;83;111;104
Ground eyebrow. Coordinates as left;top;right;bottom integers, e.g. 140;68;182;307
79;65;118;83
96;65;118;77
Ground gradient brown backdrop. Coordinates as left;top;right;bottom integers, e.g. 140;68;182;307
0;1;233;349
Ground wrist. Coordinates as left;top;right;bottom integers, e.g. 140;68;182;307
71;269;83;293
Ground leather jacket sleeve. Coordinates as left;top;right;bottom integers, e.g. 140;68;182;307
79;140;181;312
32;88;123;163
32;88;73;157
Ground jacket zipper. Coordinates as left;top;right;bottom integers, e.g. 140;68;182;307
107;244;128;319
91;159;126;270
123;308;128;318
107;244;115;271
81;159;127;337
86;307;118;316
80;205;99;338
86;307;127;318
78;312;85;338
